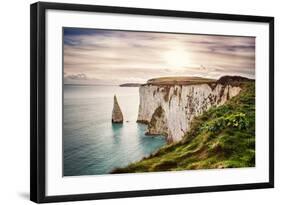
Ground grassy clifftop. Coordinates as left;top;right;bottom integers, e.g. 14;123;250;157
112;82;255;173
145;76;253;87
146;76;216;86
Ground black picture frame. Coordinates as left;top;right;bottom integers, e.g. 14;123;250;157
30;2;274;203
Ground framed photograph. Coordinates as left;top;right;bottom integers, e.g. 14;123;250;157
30;2;274;203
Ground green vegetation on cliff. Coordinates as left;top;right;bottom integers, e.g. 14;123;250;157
112;82;255;173
146;76;216;85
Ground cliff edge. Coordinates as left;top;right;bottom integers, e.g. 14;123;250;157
137;76;253;142
112;81;255;173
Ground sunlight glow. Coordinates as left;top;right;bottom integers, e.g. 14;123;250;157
163;46;191;70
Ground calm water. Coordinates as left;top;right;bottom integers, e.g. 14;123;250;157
63;85;166;176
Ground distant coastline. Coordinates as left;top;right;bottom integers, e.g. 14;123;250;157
119;83;142;87
64;84;119;86
64;83;143;87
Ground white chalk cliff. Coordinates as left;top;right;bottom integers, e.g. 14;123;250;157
137;79;242;142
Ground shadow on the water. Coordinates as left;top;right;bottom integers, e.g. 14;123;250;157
136;122;147;130
111;123;124;138
111;122;123;129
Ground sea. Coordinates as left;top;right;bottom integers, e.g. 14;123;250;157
63;85;166;176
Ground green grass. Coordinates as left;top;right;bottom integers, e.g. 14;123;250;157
147;76;216;86
112;82;255;173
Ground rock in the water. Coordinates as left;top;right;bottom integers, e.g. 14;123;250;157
112;95;123;123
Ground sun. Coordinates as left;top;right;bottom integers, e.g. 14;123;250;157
164;46;190;70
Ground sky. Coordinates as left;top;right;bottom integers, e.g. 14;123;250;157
64;28;255;85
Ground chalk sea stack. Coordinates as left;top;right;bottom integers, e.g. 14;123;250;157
112;95;124;123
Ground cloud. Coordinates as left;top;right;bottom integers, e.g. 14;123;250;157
66;73;88;80
63;28;255;84
64;73;90;84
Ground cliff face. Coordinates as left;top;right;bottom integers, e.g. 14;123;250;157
137;83;241;142
112;95;123;123
112;82;255;174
